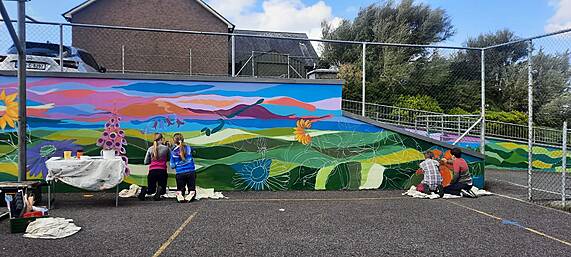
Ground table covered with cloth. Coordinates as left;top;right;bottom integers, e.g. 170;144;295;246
45;157;126;191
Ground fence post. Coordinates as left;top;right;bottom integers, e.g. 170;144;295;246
361;43;366;117
480;49;486;154
457;116;461;136
17;0;26;182
251;51;255;77
527;39;533;201
121;45;125;74
231;34;235;77
287;54;290;79
562;121;567;204
441;115;444;134
59;24;63;72
189;48;192;76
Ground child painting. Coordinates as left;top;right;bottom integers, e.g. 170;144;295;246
170;133;196;203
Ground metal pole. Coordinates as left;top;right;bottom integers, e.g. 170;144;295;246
527;40;533;201
361;43;366;116
189;48;192;76
251;51;255;77
287;55;290;79
457;116;461;136
231;35;235;77
59;24;63;72
480;49;486;154
17;0;27;182
121;45;125;74
562;121;567;203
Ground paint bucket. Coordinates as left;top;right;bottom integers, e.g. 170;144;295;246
101;149;115;160
63;151;72;160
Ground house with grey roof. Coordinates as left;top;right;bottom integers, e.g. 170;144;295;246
232;30;319;78
63;0;319;77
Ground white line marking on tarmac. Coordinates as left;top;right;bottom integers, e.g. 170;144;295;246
152;211;198;257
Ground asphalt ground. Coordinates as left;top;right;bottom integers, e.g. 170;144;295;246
486;169;571;201
1;174;570;257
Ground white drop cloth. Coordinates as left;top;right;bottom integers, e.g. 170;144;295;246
402;185;493;199
23;217;81;239
45;157;126;191
119;184;227;200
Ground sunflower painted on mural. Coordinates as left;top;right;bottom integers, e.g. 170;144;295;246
294;119;312;145
0;89;18;130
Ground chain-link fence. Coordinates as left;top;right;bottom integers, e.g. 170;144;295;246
529;31;571;203
482;29;571;203
2;19;571;203
0;21;231;76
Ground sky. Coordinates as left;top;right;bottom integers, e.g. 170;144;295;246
2;0;570;47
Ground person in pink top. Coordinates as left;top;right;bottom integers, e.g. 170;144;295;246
139;133;171;201
442;148;477;198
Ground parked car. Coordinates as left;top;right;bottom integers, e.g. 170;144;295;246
0;42;106;73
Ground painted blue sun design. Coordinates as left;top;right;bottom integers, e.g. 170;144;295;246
233;159;272;191
232;159;289;191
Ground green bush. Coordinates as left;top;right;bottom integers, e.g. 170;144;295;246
394;95;443;113
485;110;528;125
447;107;470;115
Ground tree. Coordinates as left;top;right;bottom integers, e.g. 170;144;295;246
321;0;454;105
450;30;527;111
442;30;570;127
537;93;571;128
394;95;443;113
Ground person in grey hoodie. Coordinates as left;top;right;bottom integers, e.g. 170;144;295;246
139;133;171;201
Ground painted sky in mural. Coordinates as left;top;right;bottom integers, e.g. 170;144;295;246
0;75;484;191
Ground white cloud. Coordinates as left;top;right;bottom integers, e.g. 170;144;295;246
207;0;342;39
545;0;571;32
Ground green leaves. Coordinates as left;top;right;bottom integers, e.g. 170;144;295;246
325;162;362;190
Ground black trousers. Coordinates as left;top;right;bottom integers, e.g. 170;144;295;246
443;182;471;196
147;169;167;195
176;172;196;195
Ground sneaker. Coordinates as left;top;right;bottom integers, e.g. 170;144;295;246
176;191;185;203
153;186;163;201
460;189;477;198
138;187;147;201
436;185;444;198
185;191;196;202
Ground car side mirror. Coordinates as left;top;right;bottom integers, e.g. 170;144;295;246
99;66;107;73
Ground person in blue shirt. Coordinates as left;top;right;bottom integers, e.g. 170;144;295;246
170;133;196;203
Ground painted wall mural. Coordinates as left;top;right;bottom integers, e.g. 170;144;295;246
485;140;570;172
416;131;570;172
0;75;484;190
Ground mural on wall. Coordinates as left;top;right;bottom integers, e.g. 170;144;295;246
0;75;484;190
485;140;570;172
414;130;570;172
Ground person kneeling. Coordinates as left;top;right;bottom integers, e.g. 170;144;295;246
139;133;170;201
170;133;196;203
442;148;477;198
416;151;444;198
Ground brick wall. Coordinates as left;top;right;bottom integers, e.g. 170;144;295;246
70;0;229;75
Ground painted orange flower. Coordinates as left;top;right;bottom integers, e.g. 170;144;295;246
0;89;18;130
294;119;312;145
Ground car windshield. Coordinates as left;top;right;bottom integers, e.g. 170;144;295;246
6;42;71;57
